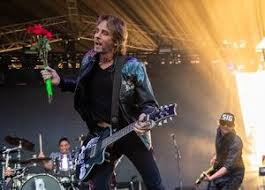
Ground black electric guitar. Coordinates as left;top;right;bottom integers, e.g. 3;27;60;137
75;103;177;182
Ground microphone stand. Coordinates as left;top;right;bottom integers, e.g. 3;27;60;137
171;134;183;190
112;155;124;190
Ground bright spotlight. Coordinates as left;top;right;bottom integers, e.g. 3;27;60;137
236;71;265;168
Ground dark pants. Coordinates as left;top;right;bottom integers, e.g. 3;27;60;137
87;132;164;190
2;179;13;190
207;170;244;190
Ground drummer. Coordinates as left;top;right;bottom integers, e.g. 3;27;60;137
39;137;75;172
2;167;13;190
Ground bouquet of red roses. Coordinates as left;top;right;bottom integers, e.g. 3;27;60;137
27;24;53;103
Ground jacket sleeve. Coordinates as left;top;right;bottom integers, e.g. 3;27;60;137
134;61;158;114
57;49;96;92
223;137;243;171
58;76;77;92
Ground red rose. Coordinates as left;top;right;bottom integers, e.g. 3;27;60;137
45;32;53;40
32;24;44;35
27;24;47;36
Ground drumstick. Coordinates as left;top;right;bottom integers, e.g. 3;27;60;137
5;154;9;168
39;133;43;153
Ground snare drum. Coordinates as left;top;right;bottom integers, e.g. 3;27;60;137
21;173;64;190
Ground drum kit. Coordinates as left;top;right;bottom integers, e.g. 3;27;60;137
0;135;80;190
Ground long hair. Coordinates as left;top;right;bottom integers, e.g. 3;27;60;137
96;15;128;55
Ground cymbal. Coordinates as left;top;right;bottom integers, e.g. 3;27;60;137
0;158;21;164
5;136;34;151
20;157;51;164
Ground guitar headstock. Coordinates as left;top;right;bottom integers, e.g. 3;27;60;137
149;103;177;125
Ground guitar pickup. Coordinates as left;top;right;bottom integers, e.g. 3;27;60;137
89;145;96;158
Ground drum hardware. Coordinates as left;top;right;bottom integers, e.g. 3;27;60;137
5;136;35;152
20;173;65;190
52;154;77;189
1;134;83;190
0;158;21;164
20;157;51;165
2;146;21;154
75;134;87;146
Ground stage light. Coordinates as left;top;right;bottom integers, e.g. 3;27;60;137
236;71;265;168
239;40;246;48
256;38;265;52
34;65;44;70
161;58;166;65
8;63;22;69
258;64;265;71
58;62;63;69
68;62;73;68
75;63;80;68
223;40;229;45
237;64;245;71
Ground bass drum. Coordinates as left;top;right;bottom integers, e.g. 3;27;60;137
21;173;64;190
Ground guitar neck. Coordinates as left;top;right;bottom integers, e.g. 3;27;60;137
101;122;136;148
100;103;177;149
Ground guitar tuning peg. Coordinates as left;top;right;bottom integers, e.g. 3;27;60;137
169;117;173;121
105;159;111;163
158;122;163;126
163;119;168;124
104;152;110;157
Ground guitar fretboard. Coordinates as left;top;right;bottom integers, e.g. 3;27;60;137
101;122;136;148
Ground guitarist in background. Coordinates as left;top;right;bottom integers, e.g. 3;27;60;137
41;14;164;190
204;113;244;190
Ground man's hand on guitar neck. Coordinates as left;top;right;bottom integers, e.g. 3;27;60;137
134;113;153;135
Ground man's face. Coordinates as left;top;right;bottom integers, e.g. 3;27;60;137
59;140;70;154
219;124;233;134
94;20;115;54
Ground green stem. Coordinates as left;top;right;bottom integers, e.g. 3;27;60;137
45;79;53;103
42;49;53;103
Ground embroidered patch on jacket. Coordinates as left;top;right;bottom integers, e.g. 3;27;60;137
122;79;135;92
122;58;145;83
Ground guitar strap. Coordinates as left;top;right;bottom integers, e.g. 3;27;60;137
110;55;127;130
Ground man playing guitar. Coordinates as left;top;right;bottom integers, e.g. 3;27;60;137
41;15;165;190
204;113;244;190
